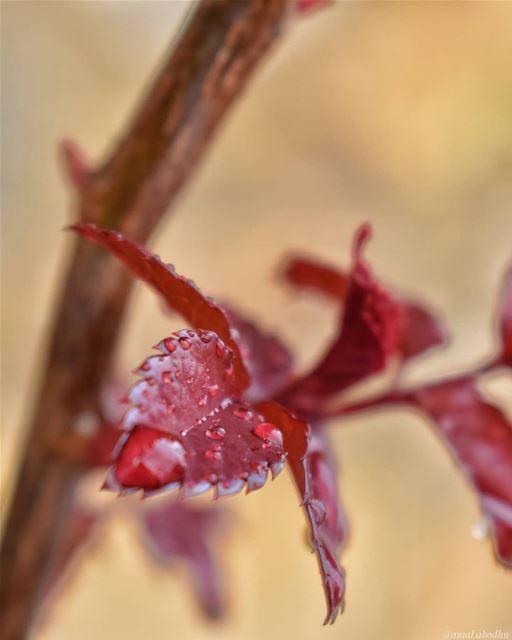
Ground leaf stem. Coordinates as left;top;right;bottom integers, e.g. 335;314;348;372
325;354;504;420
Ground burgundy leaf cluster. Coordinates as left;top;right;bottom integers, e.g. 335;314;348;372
63;222;511;625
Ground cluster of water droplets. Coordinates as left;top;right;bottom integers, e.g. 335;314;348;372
118;327;289;499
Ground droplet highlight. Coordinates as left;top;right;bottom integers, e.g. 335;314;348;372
206;426;226;440
252;422;283;449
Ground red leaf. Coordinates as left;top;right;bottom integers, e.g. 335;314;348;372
295;0;333;14
498;264;512;364
87;422;123;468
307;430;349;563
224;305;293;403
281;225;403;409
283;249;446;365
109;330;286;497
257;401;346;624
141;500;227;619
412;379;512;567
70;224;249;392
398;301;447;362
85;382;127;468
283;255;348;300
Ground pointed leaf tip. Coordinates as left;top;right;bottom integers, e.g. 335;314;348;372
70;223;250;392
295;0;334;15
280;224;402;408
257;402;346;624
352;222;372;259
497;263;512;364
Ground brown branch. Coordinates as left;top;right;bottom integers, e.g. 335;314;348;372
81;0;289;239
0;2;289;638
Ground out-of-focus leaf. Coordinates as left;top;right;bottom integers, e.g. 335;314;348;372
282;249;446;366
283;255;348;300
281;225;403;411
497;264;512;364
257;401;346;624
398;300;447;362
413;378;512;567
87;422;122;468
224;305;293;404
295;0;333;14
141;500;227;619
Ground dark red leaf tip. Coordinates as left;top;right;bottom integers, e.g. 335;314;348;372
281;230;447;365
352;223;372;261
281;255;349;301
498;263;512;363
295;0;334;15
69;223;250;392
280;224;403;406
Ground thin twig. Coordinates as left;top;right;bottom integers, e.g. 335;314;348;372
325;355;504;420
0;2;288;638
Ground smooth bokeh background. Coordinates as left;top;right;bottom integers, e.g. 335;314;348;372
2;2;512;639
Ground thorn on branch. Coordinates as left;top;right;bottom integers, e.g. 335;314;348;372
59;139;90;192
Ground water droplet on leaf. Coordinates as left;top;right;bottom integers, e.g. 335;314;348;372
206;426;226;440
163;338;176;353
205;449;222;462
471;518;489;541
252;422;283;449
207;384;219;397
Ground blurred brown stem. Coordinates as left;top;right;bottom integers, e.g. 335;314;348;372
0;2;288;638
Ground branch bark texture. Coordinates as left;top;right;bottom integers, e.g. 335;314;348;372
0;2;288;638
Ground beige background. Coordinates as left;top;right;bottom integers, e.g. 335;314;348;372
2;1;512;639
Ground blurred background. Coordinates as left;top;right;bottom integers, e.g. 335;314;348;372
2;1;512;639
